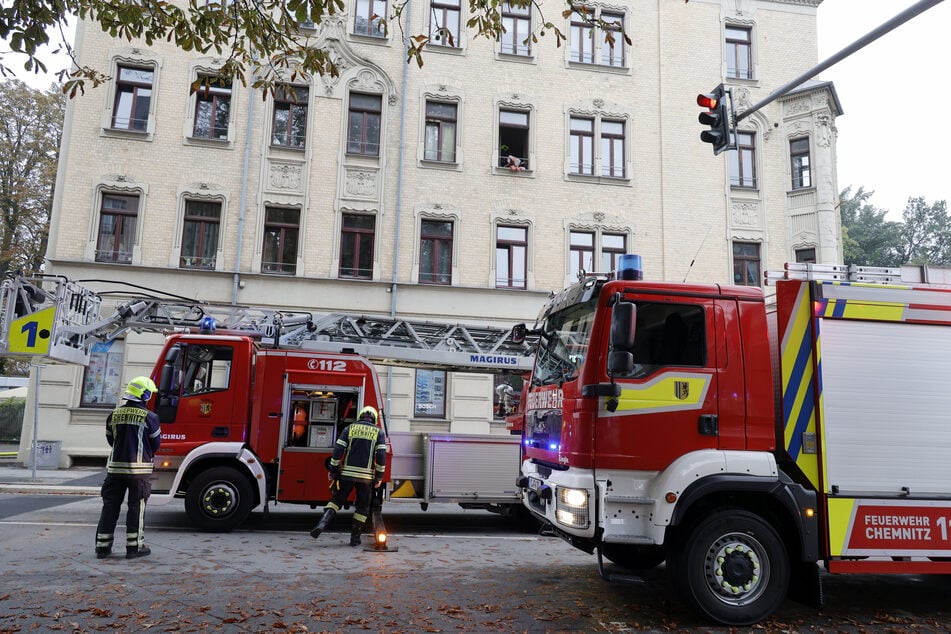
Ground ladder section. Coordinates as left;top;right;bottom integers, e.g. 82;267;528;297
290;313;535;373
1;273;537;372
765;263;903;284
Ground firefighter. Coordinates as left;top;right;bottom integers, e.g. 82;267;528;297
94;376;161;559
310;405;386;546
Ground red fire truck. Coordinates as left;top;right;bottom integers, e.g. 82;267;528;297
516;258;951;625
1;274;533;530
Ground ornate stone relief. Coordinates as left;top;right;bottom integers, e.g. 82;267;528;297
814;111;834;147
731;201;760;228
268;162;303;191
344;168;378;198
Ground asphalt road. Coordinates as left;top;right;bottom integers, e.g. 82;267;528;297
2;493;951;633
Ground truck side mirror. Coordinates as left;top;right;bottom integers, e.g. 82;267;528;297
611;301;636;350
511;323;526;345
608;350;634;375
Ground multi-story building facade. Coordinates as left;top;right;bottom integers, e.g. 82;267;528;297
21;0;841;465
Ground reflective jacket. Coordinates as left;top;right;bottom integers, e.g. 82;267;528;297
105;400;162;475
330;419;386;481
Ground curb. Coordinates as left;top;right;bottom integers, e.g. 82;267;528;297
0;484;100;495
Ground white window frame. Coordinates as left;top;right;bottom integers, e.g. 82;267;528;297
184;61;237;147
567;4;629;71
169;185;230;271
100;49;163;141
564;104;632;185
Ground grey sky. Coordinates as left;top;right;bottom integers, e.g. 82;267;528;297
817;0;950;217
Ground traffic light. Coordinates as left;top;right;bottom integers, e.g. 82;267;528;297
697;85;731;155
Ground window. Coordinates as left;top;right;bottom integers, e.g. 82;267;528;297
112;65;153;131
501;2;531;56
496;225;527;289
347;93;382;156
96;194;138;264
180;200;221;269
192;76;231;140
600;11;624;67
733;241;761;286
729;131;756;188
569;231;594;273
182;345;233;395
570;6;627;67
430;0;461;47
570;115;626;178
600;120;625;177
617;302;706;378
424;101;457;162
790;137;811;189
493;373;523;419
262;207;300;275
499;109;530;170
81;340;125;408
415;369;446;418
569;230;626;276
354;0;387;36
272;85;308;148
726;26;752;80
569;117;594;175
419;219;453;284
795;247;816;264
339;213;375;279
601;232;626;271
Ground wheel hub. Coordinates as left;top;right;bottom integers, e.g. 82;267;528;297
203;484;237;516
705;534;768;605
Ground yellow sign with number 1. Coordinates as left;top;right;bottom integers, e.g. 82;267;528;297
7;306;55;356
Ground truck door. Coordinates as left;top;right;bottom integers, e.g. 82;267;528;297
276;379;362;502
155;341;243;452
598;299;718;471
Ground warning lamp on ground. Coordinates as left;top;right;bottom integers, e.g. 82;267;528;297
697;84;732;155
365;508;398;552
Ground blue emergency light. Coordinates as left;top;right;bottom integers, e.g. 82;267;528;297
199;316;217;334
618;254;643;280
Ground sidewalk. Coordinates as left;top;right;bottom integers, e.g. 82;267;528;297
0;444;104;494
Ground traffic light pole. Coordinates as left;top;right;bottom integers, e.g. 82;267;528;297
735;0;943;124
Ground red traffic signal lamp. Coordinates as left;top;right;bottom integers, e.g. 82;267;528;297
697;84;732;155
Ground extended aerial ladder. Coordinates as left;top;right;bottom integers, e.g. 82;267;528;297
0;273;536;372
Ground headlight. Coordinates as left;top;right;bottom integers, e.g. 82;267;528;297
561;487;587;508
555;486;589;528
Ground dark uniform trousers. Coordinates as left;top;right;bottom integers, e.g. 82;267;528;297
95;473;152;552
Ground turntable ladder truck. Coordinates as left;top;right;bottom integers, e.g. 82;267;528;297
0;273;535;530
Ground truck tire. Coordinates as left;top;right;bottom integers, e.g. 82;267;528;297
185;466;255;531
671;509;788;626
601;544;665;570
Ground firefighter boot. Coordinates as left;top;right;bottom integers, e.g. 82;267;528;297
310;508;336;539
349;519;364;547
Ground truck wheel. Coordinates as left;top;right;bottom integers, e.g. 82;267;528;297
672;509;788;626
601;544;665;570
185;466;255;531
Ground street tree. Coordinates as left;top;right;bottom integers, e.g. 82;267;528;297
839;186;901;267
0;0;626;97
893;197;951;266
0;80;64;375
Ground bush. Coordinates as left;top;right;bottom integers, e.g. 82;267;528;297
0;397;25;441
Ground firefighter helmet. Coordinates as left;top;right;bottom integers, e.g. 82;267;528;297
358;406;378;424
123;376;157;403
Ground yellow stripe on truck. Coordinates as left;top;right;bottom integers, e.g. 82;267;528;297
606;373;710;416
826;497;857;556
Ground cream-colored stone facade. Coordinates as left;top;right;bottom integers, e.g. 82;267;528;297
21;0;842;466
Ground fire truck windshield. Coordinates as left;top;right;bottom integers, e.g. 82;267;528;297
532;299;597;387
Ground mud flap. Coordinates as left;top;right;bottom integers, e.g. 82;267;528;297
788;561;824;610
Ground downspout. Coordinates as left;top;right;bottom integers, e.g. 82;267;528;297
232;80;256;304
386;1;413;416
